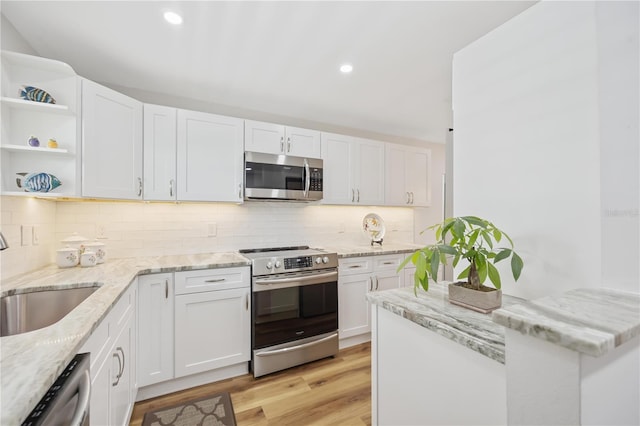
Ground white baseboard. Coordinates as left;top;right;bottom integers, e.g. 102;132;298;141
339;333;371;350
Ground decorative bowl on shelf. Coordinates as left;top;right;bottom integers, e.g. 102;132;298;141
15;172;62;192
19;86;56;104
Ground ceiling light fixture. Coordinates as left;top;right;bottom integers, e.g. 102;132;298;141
340;64;353;74
164;11;183;25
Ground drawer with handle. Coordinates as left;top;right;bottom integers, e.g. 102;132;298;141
338;257;373;276
372;254;404;272
175;267;250;295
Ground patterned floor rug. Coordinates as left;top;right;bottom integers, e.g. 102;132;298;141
142;391;237;426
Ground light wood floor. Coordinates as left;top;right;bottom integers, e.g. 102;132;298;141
129;342;372;426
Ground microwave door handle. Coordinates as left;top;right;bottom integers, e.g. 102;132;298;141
303;159;310;198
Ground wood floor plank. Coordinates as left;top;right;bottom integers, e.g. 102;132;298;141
129;342;372;426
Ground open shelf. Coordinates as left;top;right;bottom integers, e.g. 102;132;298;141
1;97;71;114
1;144;70;155
2;191;65;198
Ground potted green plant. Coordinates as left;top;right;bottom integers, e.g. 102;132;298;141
399;216;524;313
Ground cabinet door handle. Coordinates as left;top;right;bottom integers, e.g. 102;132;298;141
352;189;355;203
357;189;360;203
165;279;169;299
245;293;249;311
368;277;373;291
205;278;226;283
287;137;291;153
169;179;174;197
117;346;125;379
410;192;414;204
280;136;284;153
137;177;143;197
383;261;394;265
112;352;122;386
348;265;362;269
375;276;379;291
406;192;410;204
238;184;242;199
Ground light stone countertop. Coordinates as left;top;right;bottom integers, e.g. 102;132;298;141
366;282;526;364
0;252;250;426
318;242;422;258
492;287;640;357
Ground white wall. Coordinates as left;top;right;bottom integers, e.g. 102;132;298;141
452;1;639;298
0;13;37;55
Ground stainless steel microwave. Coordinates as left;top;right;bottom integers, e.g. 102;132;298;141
244;152;323;201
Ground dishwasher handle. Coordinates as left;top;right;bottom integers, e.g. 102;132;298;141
69;370;91;426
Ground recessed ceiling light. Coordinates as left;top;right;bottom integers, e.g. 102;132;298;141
340;64;353;74
164;11;183;25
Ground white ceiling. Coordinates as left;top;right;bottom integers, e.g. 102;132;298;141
1;1;535;144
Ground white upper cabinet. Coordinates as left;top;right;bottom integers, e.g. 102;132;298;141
82;78;143;199
321;133;385;205
143;104;177;201
177;109;244;202
0;51;80;197
244;120;321;158
385;143;431;207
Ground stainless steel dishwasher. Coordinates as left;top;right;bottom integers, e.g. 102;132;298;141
21;353;91;426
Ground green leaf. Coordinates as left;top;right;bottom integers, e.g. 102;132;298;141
438;244;458;255
452;253;461;267
477;261;488;284
430;249;440;281
511;252;524;281
503;231;514;248
493;228;502;243
457;265;470;279
452;219;466;239
466;229;480;250
487;262;502;289
481;230;494;249
435;226;442;242
441;219;455;237
397;254;413;273
416;251;427;280
494;248;512;263
461;216;487;228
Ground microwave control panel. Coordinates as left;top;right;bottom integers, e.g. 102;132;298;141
309;168;323;191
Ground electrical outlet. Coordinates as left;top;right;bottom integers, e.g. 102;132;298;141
96;224;106;239
207;222;217;237
32;225;41;245
338;223;346;234
21;225;32;246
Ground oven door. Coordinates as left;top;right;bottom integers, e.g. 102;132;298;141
244;151;323;201
252;270;338;349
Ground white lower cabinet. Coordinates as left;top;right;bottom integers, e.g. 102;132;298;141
80;283;137;426
137;273;174;387
338;255;405;344
174;267;251;377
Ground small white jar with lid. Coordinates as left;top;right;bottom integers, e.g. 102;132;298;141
56;246;79;268
61;233;88;254
80;251;97;267
84;240;106;264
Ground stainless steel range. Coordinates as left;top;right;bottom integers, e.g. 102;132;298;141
239;246;339;378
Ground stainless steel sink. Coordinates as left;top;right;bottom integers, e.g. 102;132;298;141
1;286;100;337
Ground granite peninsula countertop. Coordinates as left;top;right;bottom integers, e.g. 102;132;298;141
492;287;640;357
0;252;250;426
366;283;525;364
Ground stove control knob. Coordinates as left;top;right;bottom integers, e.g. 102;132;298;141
315;257;322;264
266;261;273;270
274;260;282;269
322;256;329;264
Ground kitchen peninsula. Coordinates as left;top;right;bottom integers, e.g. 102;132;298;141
368;284;640;425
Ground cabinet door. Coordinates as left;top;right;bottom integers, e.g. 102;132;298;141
90;352;112;426
177;109;244;202
111;316;134;426
354;138;385;205
373;270;403;292
405;148;431;207
403;267;417;289
137;273;174;387
244;120;285;154
385;143;410;206
174;287;250;377
339;273;372;338
285;126;321;158
143;104;177;201
82;79;143;199
321;132;355;204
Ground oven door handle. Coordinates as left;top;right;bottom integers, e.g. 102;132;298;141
303;158;310;198
255;332;338;357
254;270;337;290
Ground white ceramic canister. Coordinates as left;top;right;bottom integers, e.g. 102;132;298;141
80;251;97;267
56;246;80;268
84;240;106;264
61;233;89;254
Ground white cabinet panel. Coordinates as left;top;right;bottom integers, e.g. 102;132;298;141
177;109;244;202
143;104;176;201
321;133;384;205
111;315;133;426
82;78;142;199
137;273;174;387
174;287;250;377
339;274;372;339
385;142;431;207
245;120;321;158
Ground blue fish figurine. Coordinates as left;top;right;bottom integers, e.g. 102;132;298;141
19;86;56;104
16;172;62;193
